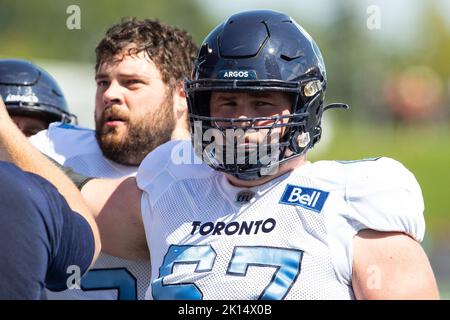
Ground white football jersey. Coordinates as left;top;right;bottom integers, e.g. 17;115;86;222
30;122;151;300
136;140;425;300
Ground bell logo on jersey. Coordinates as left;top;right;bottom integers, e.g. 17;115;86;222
279;184;329;213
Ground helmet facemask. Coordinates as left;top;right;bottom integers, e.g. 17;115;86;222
186;75;325;180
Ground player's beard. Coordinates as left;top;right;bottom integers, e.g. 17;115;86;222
95;96;176;166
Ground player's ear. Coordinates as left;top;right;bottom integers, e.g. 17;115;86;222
172;81;188;114
177;80;187;99
170;81;190;140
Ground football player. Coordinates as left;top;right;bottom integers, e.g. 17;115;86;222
27;18;197;299
0;10;439;299
0;59;77;136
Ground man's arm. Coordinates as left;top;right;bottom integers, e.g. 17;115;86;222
41;152;147;259
352;229;439;299
81;177;149;260
0;97;147;261
0;97;101;264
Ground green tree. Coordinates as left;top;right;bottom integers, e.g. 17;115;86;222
0;0;213;62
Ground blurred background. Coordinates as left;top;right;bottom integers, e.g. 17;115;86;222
1;0;449;298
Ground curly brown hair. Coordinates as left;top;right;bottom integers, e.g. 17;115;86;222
95;18;197;90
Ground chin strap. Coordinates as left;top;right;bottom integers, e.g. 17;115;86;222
323;103;350;112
